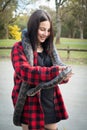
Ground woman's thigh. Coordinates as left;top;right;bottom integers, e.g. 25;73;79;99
22;124;28;130
45;123;58;130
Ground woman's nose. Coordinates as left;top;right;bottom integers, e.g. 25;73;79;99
44;30;49;36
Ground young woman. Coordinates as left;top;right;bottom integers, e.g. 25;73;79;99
11;10;72;130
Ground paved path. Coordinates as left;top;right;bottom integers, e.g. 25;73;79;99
0;59;87;130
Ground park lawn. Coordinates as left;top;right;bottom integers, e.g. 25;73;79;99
0;38;87;64
0;39;17;46
60;37;87;44
58;38;87;48
0;39;17;57
56;38;87;65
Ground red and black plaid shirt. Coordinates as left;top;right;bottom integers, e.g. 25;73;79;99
11;42;68;130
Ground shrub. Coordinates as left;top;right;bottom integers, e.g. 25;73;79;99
8;25;21;40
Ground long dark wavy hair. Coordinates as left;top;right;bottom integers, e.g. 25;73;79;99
27;9;54;54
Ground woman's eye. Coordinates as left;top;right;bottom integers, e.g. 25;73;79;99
39;28;45;31
39;28;50;32
48;29;50;32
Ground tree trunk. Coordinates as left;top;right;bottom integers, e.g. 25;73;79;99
55;0;61;44
55;18;61;44
4;24;9;39
79;21;83;39
55;0;67;44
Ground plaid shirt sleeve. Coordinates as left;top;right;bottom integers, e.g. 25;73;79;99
11;42;59;85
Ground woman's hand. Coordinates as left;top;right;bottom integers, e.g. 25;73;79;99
58;66;73;82
58;66;67;73
63;71;73;81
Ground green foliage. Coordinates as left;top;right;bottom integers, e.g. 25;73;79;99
8;25;21;40
14;14;28;30
0;0;87;40
0;0;18;39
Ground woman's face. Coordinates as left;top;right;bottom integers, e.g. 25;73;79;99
37;21;51;43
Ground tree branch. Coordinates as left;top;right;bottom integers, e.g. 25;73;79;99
0;0;12;12
60;0;67;6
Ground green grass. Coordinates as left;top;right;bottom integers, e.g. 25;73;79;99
0;39;17;57
60;37;87;44
0;38;87;65
57;38;87;48
0;39;17;46
55;38;87;65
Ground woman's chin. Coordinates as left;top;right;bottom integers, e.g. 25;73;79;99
40;39;46;43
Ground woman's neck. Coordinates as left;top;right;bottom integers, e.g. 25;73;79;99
37;44;43;53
